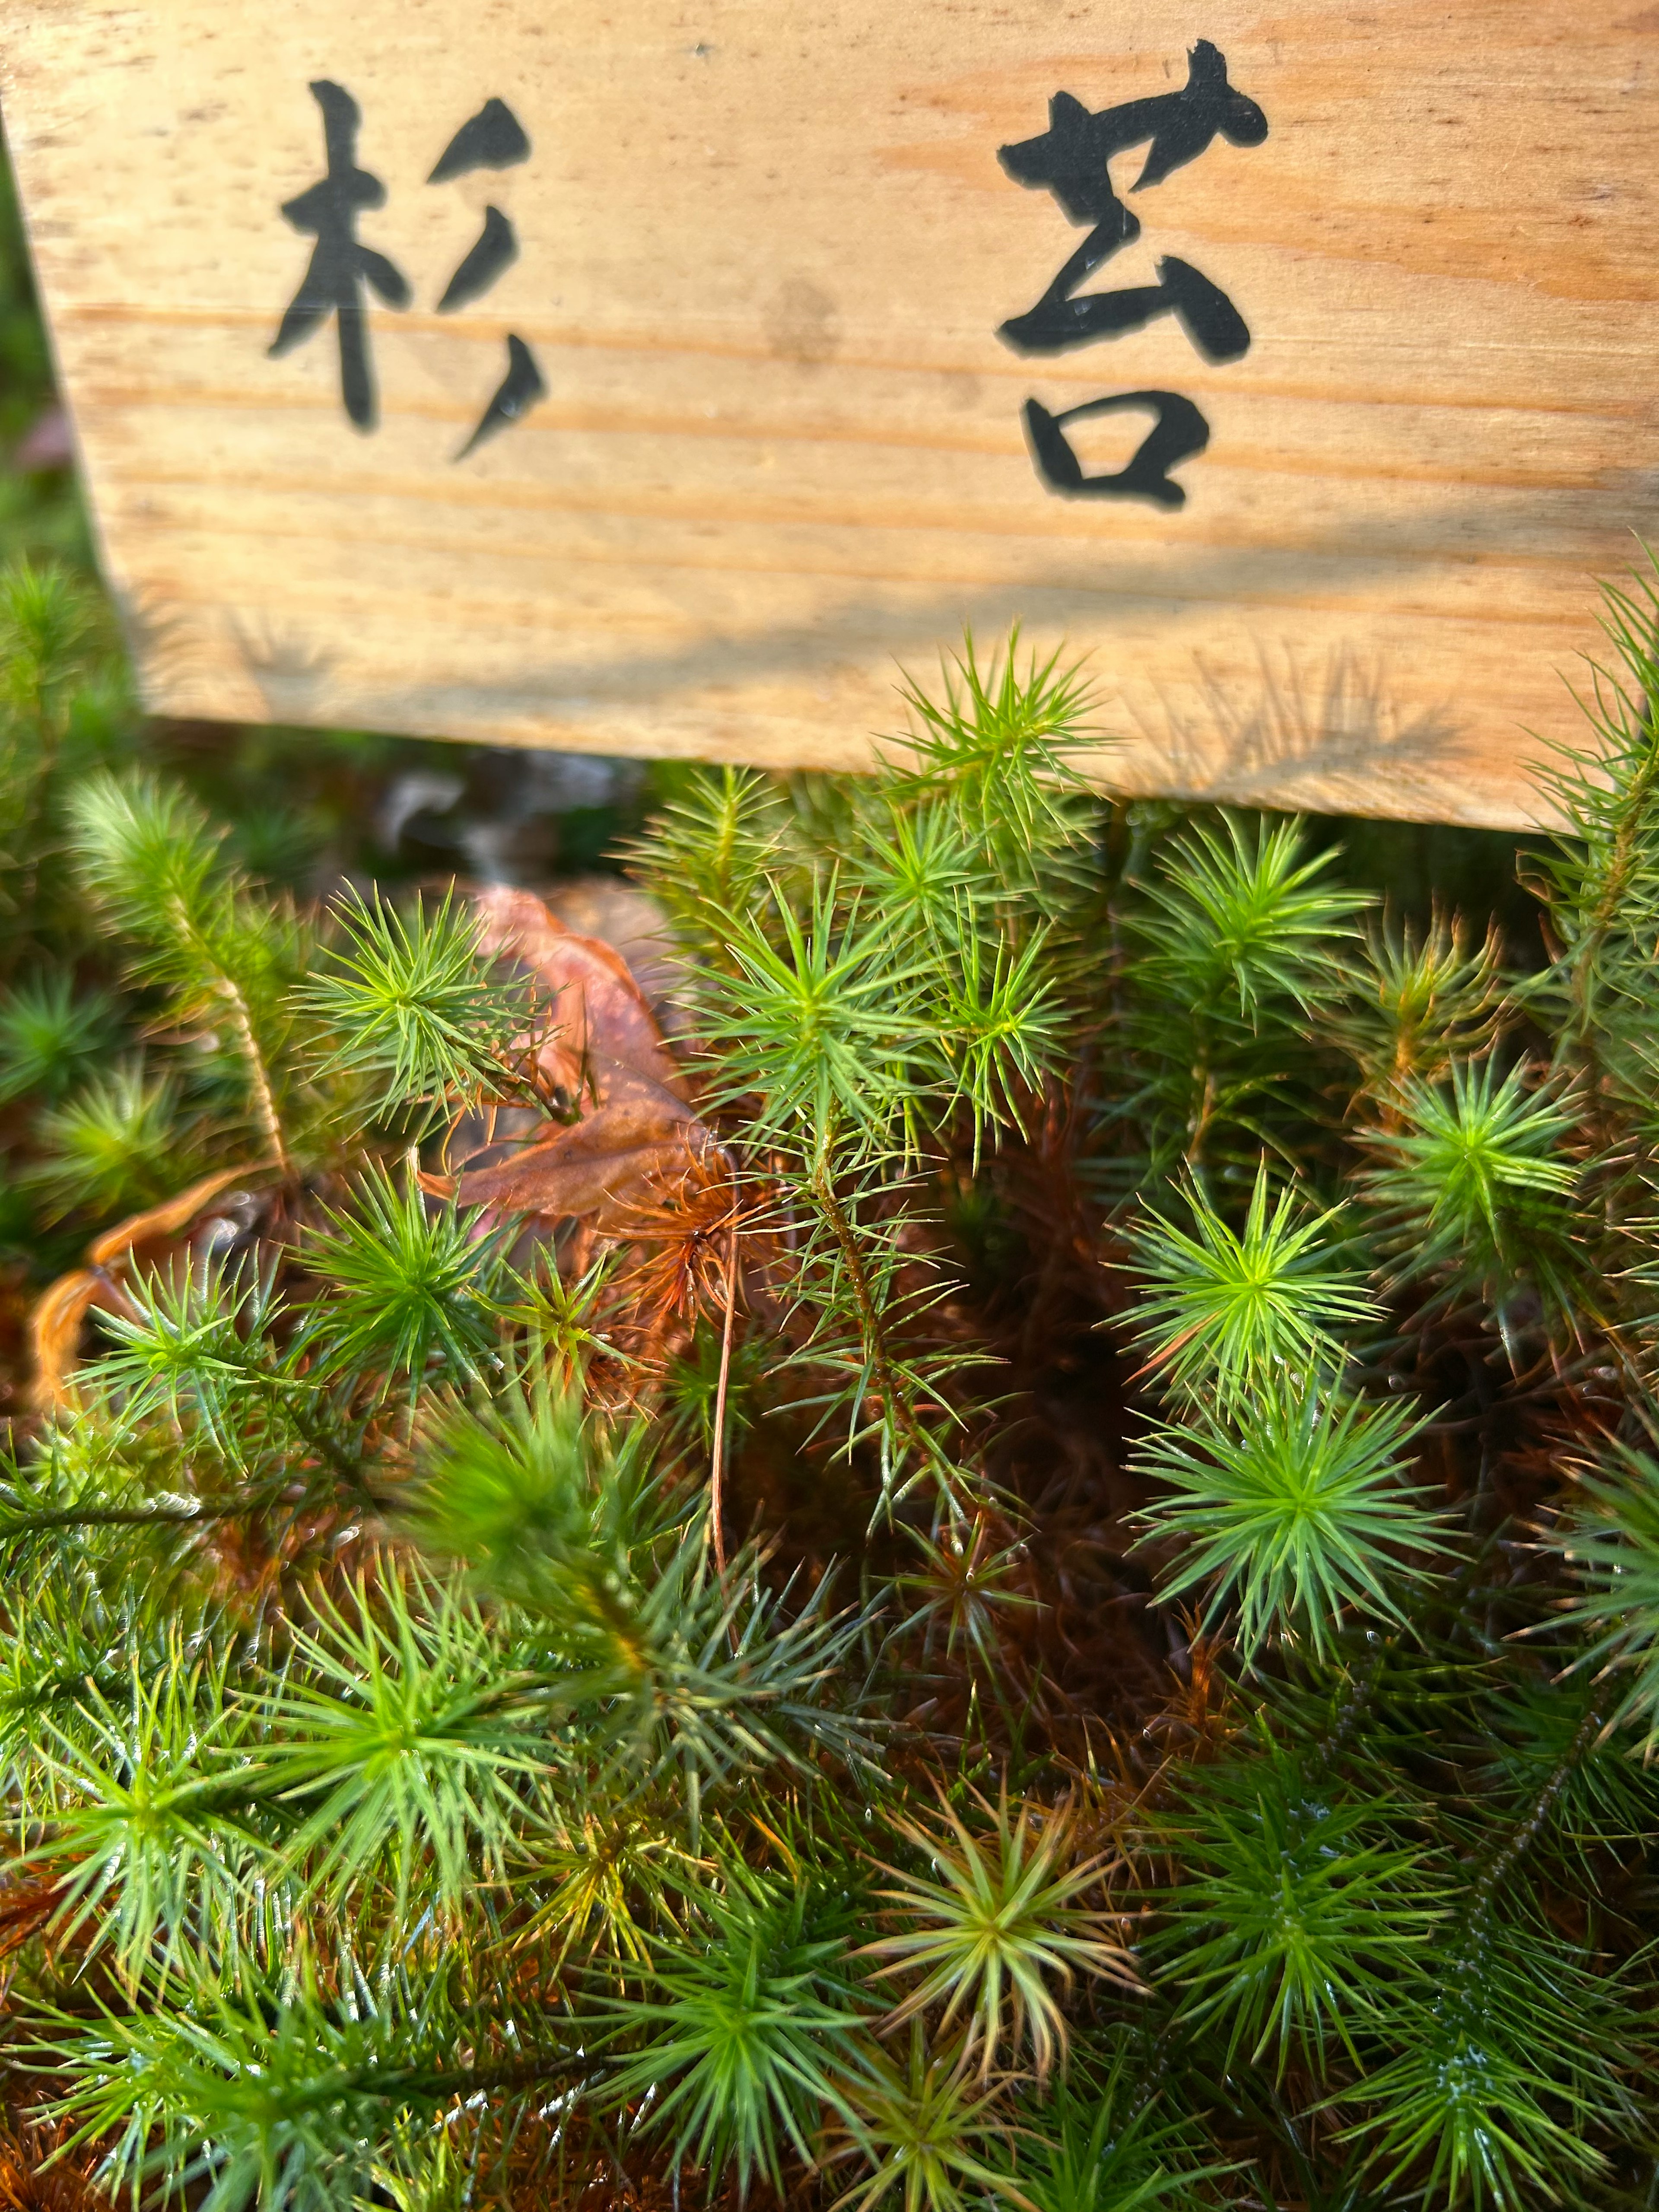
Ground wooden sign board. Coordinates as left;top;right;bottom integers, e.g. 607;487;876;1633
3;1;1657;827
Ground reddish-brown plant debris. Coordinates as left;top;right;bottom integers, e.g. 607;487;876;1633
427;889;717;1234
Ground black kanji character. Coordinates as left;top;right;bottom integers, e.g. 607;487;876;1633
423;98;544;456
1021;392;1210;509
268;80;411;431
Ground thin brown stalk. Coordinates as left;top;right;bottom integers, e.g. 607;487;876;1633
219;975;294;1180
809;1159;939;1478
165;891;295;1178
708;1205;739;1574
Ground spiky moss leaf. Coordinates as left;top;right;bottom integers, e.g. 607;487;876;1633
66;770;226;948
688;872;934;1166
1119;814;1371;1177
409;1379;880;1831
1123;1163;1378;1412
532;1531;879;1828
1131;1384;1444;1665
0;971;119;1104
1470;1673;1659;1878
518;1783;705;1974
0;559;95;720
864;1789;1138;2085
929;924;1067;1169
26;1062;202;1222
24;1635;270;1992
301;1164;509;1397
663;1326;764;1461
1006;2050;1242;2212
35;1945;570;2212
0;1557;221;1796
623;763;792;962
597;1870;874;2197
1526;552;1659;1083
1150;1743;1446;2074
297;883;528;1111
65;771;308;1024
86;1258;287;1456
404;1374;675;1623
261;1566;548;1913
825;2023;1033;2212
895;1513;1039;1672
1337;1926;1637;2212
845;800;980;957
887;632;1100;909
63;767;314;1172
1338;910;1509;1095
1552;1438;1659;1758
1361;1058;1580;1322
1130;814;1370;1031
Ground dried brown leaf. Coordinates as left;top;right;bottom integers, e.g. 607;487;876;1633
430;1115;701;1234
28;1270;109;1412
435;891;715;1230
86;1162;277;1268
474;885;691;1112
31;1162;279;1408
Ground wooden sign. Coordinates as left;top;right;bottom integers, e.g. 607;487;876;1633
2;2;1656;827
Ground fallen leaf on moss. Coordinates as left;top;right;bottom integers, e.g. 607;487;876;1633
473;884;692;1108
28;1269;107;1413
31;1161;280;1408
426;890;718;1233
85;1162;277;1268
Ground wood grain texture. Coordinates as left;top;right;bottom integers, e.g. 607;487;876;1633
2;0;1657;825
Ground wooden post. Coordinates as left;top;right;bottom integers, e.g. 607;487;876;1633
3;1;1656;825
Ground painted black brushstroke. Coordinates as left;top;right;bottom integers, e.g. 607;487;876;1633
456;333;548;459
269;80;410;431
1001;251;1249;363
998;41;1267;217
1021;391;1210;508
438;207;519;312
429;97;532;182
